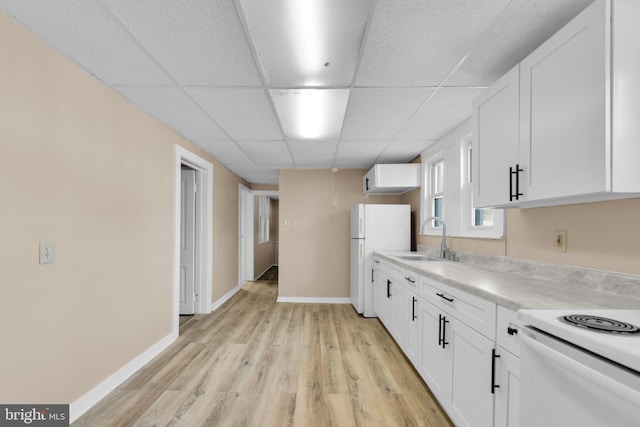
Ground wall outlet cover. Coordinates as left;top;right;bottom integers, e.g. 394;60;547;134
39;241;55;264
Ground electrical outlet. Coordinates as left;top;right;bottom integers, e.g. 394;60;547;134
554;230;567;252
39;241;55;264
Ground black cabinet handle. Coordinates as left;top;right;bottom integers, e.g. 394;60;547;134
374;259;380;264
509;164;524;201
412;297;417;321
387;279;391;298
438;314;449;348
405;276;415;284
365;177;370;191
441;315;449;348
491;348;501;394
507;326;518;336
371;269;375;283
436;292;454;303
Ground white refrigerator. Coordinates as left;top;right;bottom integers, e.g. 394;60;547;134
350;204;410;317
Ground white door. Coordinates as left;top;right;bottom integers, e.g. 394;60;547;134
180;169;196;315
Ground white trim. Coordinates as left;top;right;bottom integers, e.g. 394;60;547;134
174;145;214;333
238;184;254;285
69;332;176;423
210;282;244;312
275;297;352;304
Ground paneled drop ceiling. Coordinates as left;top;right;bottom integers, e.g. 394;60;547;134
0;0;594;184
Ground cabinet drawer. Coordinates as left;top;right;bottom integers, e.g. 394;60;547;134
377;259;405;280
420;276;496;340
496;305;523;357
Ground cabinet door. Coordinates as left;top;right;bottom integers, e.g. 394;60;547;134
472;65;520;208
418;301;448;399
373;269;388;325
448;317;495;427
494;347;520;427
390;281;407;348
520;0;607;200
405;291;420;367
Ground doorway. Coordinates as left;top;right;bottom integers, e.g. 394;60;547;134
173;146;213;337
239;189;279;283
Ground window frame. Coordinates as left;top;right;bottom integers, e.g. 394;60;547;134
420;123;504;240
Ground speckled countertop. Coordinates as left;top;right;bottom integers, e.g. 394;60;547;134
376;250;640;311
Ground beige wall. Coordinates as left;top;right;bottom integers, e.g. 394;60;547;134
254;197;279;277
0;14;245;404
403;156;640;274
279;169;401;298
506;199;640;275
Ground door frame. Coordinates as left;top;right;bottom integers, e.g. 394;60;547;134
238;184;254;285
173;145;213;335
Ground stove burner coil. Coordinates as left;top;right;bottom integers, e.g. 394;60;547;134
561;314;640;334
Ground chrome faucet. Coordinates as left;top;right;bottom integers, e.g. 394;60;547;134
420;216;449;259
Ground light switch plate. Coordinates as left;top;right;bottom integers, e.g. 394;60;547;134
554;230;567;252
39;241;55;264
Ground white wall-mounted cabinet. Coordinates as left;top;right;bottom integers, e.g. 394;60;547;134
473;0;640;209
363;164;421;195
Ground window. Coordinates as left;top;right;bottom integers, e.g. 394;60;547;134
421;123;504;239
460;133;503;237
258;196;270;243
430;159;444;227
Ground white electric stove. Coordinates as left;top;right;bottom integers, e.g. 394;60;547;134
519;309;640;372
518;309;640;427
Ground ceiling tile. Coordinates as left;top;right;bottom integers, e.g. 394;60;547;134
341;88;434;140
446;0;594;86
356;0;511;86
237;141;293;166
116;86;229;141
288;140;337;166
334;141;388;168
0;0;173;85
226;165;281;185
194;139;253;165
378;140;434;163
396;88;485;140
187;88;282;140
101;0;262;86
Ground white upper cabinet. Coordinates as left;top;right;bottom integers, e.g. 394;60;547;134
472;66;520;208
363;164;421;195
473;0;640;209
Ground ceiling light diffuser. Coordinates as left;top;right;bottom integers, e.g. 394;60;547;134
239;0;374;87
270;89;350;139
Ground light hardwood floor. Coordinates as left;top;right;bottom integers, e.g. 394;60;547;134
73;281;453;427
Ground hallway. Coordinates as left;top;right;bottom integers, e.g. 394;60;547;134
73;281;452;426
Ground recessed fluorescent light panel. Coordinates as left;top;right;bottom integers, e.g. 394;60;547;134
270;89;350;140
239;0;374;87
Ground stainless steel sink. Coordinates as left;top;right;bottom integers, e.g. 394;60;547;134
397;254;438;261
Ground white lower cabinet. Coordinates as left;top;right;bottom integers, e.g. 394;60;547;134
419;300;495;427
374;258;522;427
494;346;520;427
418;299;448;398
448;317;496;427
405;288;420;366
390;280;407;348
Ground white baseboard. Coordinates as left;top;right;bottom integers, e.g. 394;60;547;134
210;282;243;312
69;331;177;423
276;296;351;304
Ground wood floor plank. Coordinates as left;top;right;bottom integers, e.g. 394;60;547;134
72;280;453;427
